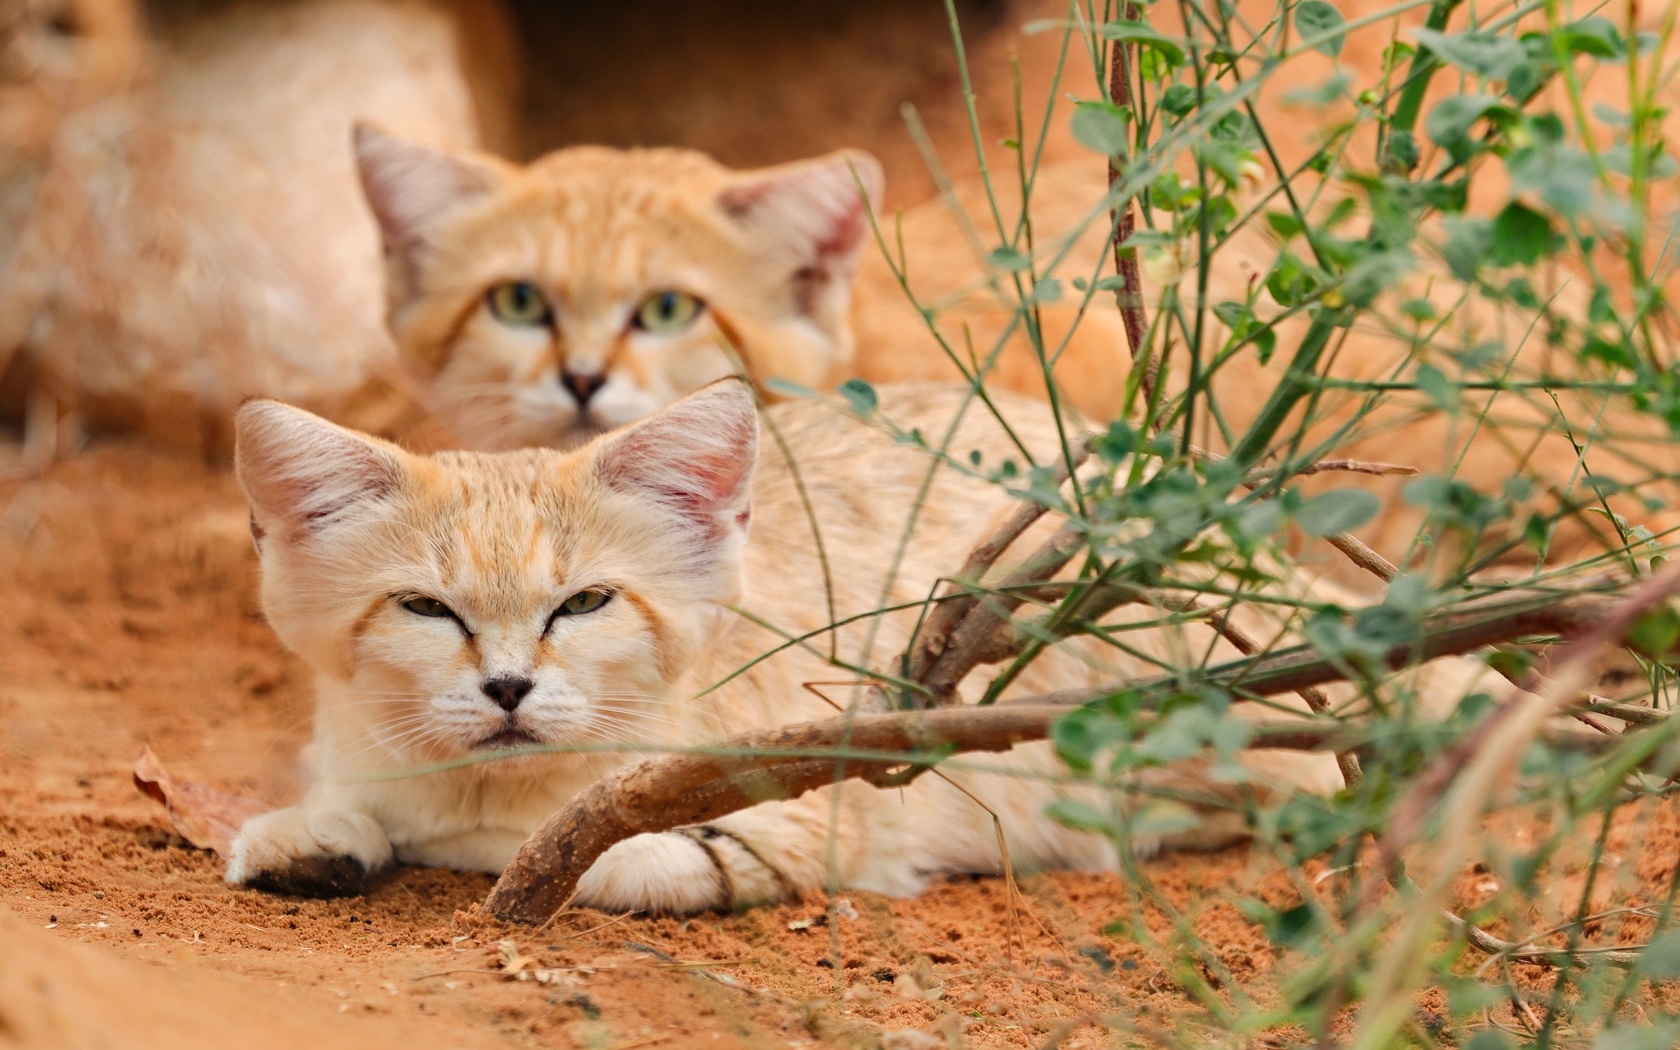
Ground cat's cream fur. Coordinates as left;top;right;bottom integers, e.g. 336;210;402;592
1;0;517;449
228;380;1490;911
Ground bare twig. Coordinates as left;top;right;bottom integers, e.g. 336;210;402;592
913;520;1097;705
1193;443;1404;583
900;436;1093;706
1324;533;1399;583
1244;459;1421;483
1164;595;1361;787
1106;4;1151;387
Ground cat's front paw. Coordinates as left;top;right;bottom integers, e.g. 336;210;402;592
573;827;790;915
226;807;393;898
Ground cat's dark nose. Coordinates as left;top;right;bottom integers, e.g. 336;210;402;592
561;369;607;406
481;676;534;712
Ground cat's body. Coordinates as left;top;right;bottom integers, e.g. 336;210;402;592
2;0;517;448
229;380;1488;912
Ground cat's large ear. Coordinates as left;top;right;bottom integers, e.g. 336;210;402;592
352;123;505;300
591;379;759;545
235;400;407;547
718;150;884;318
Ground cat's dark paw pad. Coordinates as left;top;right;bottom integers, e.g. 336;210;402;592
241;854;369;898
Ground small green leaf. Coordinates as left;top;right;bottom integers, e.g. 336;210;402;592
1100;20;1186;65
1295;489;1381;537
1071;101;1132;155
1213;300;1248;328
1235;898;1325;948
1045;797;1113;834
1031;278;1063;304
1400;298;1437;322
1441;216;1493;281
1236;499;1287;540
1160;83;1197;117
1488;202;1551;267
1560;16;1625;59
1294;0;1346;57
1093;420;1137;463
1266;211;1304;238
763;377;819;400
1411;28;1528;81
1384;128;1420;173
838;378;878;415
1508;143;1596;217
988;246;1031;272
1415;364;1458;412
1628;607;1680;662
1425;94;1509;152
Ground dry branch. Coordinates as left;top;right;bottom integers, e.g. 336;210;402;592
1106;2;1150;377
484;578;1644;923
900;437;1092;705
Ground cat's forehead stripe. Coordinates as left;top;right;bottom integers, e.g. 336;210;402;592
412;452;587;613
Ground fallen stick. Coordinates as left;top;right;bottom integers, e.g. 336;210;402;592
483;705;1362;924
484;578;1642;924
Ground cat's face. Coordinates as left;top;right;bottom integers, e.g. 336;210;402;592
352;126;882;451
234;381;758;765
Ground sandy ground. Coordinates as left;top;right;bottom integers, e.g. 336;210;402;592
0;441;1296;1049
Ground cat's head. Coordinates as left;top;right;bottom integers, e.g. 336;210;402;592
234;380;758;765
351;125;882;451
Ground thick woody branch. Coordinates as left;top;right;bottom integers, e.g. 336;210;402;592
485;578;1641;924
486;705;1065;924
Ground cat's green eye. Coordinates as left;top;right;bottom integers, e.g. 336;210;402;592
486;281;551;327
632;290;702;333
402;596;457;619
554;589;612;618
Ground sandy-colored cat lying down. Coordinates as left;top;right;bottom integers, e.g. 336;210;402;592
227;380;1490;911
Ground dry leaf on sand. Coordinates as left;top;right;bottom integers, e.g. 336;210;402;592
132;747;269;855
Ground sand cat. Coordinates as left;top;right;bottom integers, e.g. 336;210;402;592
352;125;884;452
0;0;517;452
226;379;1489;910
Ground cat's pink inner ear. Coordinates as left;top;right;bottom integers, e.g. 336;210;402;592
234;401;404;540
719;150;884;295
352;123;500;257
595;381;759;534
